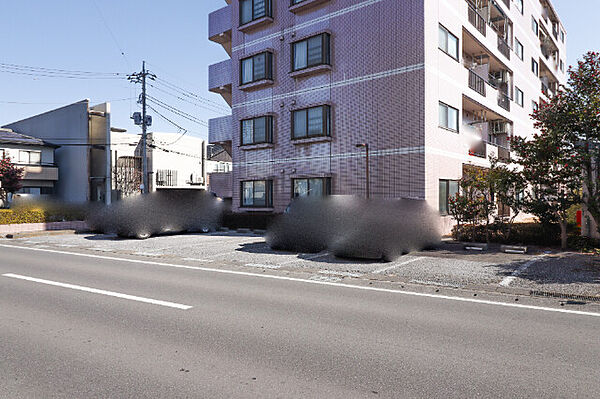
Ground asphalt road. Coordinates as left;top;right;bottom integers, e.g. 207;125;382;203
1;244;599;398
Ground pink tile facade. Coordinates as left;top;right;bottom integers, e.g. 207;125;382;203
211;0;426;212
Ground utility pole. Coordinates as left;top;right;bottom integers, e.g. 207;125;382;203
128;61;155;194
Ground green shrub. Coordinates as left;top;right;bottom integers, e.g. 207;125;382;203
0;201;87;225
452;222;563;246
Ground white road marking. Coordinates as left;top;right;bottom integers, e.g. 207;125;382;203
2;273;192;310
90;247;114;252
2;244;599;318
277;252;330;266
499;257;544;287
318;270;363;278
373;257;422;274
132;252;163;257
245;263;281;269
309;275;342;282
182;257;214;263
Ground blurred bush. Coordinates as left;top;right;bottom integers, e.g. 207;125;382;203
452;222;563;246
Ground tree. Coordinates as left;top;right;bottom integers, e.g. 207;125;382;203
531;51;600;237
488;156;527;240
0;156;24;206
510;125;582;250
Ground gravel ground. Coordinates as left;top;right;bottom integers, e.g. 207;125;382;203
3;231;599;297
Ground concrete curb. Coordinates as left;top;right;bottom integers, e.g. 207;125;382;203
1;221;88;237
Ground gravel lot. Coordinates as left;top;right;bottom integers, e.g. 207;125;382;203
2;231;599;298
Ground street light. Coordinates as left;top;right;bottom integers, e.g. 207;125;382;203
355;143;370;199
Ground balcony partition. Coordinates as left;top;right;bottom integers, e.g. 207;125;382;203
468;3;486;36
498;92;510;111
497;36;510;60
468;70;486;97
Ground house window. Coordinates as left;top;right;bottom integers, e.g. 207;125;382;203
438;24;459;60
241;116;273;145
515;0;523;14
240;52;272;85
515;39;523;60
156;169;177;187
292;33;330;72
532;100;539;112
241;180;273;207
439;179;459;215
439;102;459;132
292;105;331;139
515;87;524;107
560;30;565;43
560;60;564;72
0;149;5;159
531;17;538;36
18;150;41;165
531;58;538;76
240;0;272;25
292;177;331;198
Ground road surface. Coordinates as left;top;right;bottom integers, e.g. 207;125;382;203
1;244;599;398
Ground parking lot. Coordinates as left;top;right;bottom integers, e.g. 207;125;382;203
3;230;599;300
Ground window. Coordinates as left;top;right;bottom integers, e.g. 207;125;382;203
241;180;273;207
156;169;178;187
515;87;524;107
515;0;523;14
560;60;564;72
515;39;523;60
241;116;273;145
439;179;459;215
531;58;538;76
439;102;459;132
531;17;538;36
292;105;331;139
292;33;330;71
532;100;539;112
438;24;459;60
240;52;272;85
0;149;5;159
293;177;331;198
560;30;565;43
19;150;41;164
240;0;272;25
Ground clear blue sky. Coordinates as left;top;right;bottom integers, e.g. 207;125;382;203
0;1;597;140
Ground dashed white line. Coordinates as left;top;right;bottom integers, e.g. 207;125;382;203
182;257;214;263
245;263;281;269
373;257;422;274
2;244;599;318
499;257;544;287
2;273;192;310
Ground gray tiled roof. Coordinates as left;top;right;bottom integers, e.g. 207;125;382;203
0;129;59;148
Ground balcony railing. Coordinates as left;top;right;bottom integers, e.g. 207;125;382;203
498;93;511;111
497;36;511;60
468;4;486;36
541;82;550;97
468;70;486;97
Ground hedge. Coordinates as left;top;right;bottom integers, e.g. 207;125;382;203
0;209;47;225
452;222;565;246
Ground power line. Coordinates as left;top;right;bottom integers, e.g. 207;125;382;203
152;77;230;112
0;62;125;76
146;95;209;127
147;82;230;115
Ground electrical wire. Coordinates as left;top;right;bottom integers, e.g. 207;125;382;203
147;82;230;115
146;95;209;127
152;77;230;112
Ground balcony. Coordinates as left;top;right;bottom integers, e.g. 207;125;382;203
468;70;486;97
463;96;513;161
209;115;233;152
208;59;232;106
497;92;510;111
209;5;232;56
497;36;510;60
20;164;59;181
500;0;510;10
467;3;486;36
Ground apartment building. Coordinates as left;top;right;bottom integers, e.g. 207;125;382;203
207;0;567;229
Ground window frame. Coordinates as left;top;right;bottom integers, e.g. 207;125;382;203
560;30;565;43
18;150;41;165
240;115;274;146
532;100;539;112
439;179;459;215
515;38;524;60
291;32;331;72
531;58;539;76
239;0;272;26
241;179;273;208
438;102;459;132
515;0;523;14
515;87;524;107
240;51;273;86
531;16;539;36
438;24;459;61
291;104;331;139
292;177;331;198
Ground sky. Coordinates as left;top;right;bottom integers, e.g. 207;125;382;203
0;0;597;141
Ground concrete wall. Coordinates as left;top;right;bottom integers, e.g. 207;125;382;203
4;101;90;203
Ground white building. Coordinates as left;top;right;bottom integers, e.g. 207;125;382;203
110;132;231;198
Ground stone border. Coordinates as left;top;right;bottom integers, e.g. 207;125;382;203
0;221;87;235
